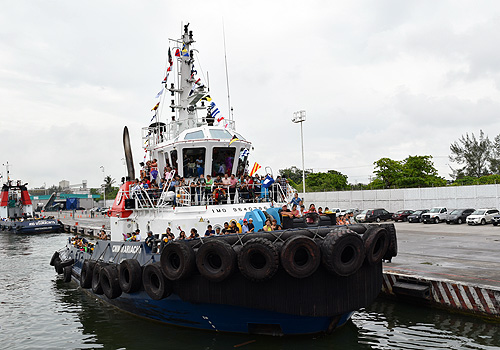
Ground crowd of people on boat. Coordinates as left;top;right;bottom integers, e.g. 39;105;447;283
70;234;94;252
131;159;291;206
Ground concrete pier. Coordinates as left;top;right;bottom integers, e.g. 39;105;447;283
382;222;500;320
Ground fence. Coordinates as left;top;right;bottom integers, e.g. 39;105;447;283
301;184;500;212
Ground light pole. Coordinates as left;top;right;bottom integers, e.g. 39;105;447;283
292;110;306;194
100;166;105;208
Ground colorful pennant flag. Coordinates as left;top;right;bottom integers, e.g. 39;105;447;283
239;149;249;160
151;102;160;111
249;162;261;176
229;135;239;145
201;95;212;102
175;48;180;57
155;88;164;98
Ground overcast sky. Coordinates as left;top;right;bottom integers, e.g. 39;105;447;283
2;0;500;189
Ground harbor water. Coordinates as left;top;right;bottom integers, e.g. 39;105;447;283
1;232;499;350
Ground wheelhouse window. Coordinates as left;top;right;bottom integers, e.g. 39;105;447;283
209;129;232;139
184;130;204;140
212;147;236;176
182;148;206;177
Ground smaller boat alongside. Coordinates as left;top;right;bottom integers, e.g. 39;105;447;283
0;180;62;233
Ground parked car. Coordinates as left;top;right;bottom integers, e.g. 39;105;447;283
466;208;499;225
392;210;414;222
421;207;448;224
492;214;500;226
446;208;475;224
356;209;369;222
362;208;392;223
407;209;429;223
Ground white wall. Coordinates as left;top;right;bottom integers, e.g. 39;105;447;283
301;184;500;211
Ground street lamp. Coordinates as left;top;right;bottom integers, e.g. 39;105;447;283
292;110;306;194
100;166;105;208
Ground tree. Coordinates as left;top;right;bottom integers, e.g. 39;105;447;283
449;130;492;178
279;166;312;184
305;170;348;192
398;155;446;188
373;158;403;188
489;134;500;175
372;155;445;188
104;175;116;196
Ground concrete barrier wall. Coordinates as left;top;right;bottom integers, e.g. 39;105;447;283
301;184;500;211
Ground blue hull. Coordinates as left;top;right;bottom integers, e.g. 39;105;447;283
83;286;353;335
0;219;61;234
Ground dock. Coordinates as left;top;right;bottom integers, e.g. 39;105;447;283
382;222;500;320
56;212;500;320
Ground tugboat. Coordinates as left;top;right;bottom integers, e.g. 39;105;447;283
0;179;62;233
51;24;398;336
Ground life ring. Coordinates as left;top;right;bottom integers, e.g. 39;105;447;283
119;259;142;293
63;265;73;283
143;262;172;300
160;241;196;280
49;251;60;266
196;240;236;282
305;212;320;226
80;260;95;289
237;238;279;282
363;227;389;265
91;262;105;295
280;236;321;279
100;264;122;299
321;228;365;276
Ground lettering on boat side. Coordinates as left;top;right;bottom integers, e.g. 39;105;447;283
28;220;56;226
210;206;268;213
112;245;142;254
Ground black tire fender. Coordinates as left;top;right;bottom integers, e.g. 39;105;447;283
119;259;143;293
100;264;122;299
160;241;196;280
304;212;320;226
237;238;279;282
380;223;398;262
63;265;73;283
50;251;60;266
91;262;105;295
321;227;365;276
60;258;75;268
80;260;96;289
54;258;63;274
280;235;321;279
196;240;237;282
143;262;172;300
363;227;389;265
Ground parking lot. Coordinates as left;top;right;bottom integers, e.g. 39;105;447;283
386;221;500;289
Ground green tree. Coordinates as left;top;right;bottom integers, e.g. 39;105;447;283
489;134;500;175
279;166;312;184
373;158;403;188
305;170;348;192
449;130;492;178
398;155;446;188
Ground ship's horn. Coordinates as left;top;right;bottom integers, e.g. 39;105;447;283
123;126;135;180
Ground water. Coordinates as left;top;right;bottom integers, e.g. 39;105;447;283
1;232;499;350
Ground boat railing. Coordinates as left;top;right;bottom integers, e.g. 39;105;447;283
128;182;287;209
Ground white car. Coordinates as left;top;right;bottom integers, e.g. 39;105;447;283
466;208;499;225
356;209;370;222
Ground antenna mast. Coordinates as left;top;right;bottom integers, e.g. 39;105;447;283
222;21;232;120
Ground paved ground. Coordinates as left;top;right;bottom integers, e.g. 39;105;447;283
54;211;500;289
384;221;500;289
